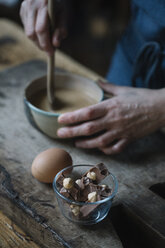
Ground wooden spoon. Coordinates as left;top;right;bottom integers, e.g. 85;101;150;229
47;0;55;108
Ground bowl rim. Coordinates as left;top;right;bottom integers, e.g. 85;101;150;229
53;164;118;205
24;72;104;117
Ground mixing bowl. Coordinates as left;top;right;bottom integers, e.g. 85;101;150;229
24;72;103;138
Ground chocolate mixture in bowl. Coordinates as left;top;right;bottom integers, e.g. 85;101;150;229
29;87;98;114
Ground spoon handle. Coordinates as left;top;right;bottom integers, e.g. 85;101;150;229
47;0;55;107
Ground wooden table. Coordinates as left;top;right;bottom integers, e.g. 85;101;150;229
0;19;165;248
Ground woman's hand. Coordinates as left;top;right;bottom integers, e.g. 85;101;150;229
57;81;165;154
20;0;67;55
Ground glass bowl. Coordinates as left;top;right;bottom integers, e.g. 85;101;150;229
53;164;118;225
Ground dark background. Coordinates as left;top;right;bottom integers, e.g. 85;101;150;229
0;0;130;76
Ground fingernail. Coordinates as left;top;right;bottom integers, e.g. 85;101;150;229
53;37;60;47
57;128;67;137
58;115;64;123
58;114;68;123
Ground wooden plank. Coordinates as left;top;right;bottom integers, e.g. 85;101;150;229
0;59;165;248
0;18;120;248
0;61;123;248
120;186;165;248
0;19;165;248
0;211;39;248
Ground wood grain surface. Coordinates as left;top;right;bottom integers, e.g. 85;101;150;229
0;60;123;248
0;211;39;248
0;19;165;248
0;19;105;248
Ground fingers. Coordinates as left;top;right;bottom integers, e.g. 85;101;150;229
20;0;52;53
99;138;129;155
20;1;36;40
20;1;27;26
52;27;67;47
58;118;129;155
20;0;66;54
98;80;127;96
75;130;118;148
73;127;128;154
58;102;107;125
57;118;107;138
35;5;54;55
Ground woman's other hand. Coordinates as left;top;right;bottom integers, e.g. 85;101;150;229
57;81;165;154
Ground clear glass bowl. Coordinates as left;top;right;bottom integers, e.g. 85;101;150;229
53;164;118;225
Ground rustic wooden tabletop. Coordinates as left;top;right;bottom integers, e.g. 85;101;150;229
0;19;165;248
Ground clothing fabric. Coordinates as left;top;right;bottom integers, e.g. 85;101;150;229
106;0;165;89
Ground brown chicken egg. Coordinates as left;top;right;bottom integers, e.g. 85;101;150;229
31;147;72;183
